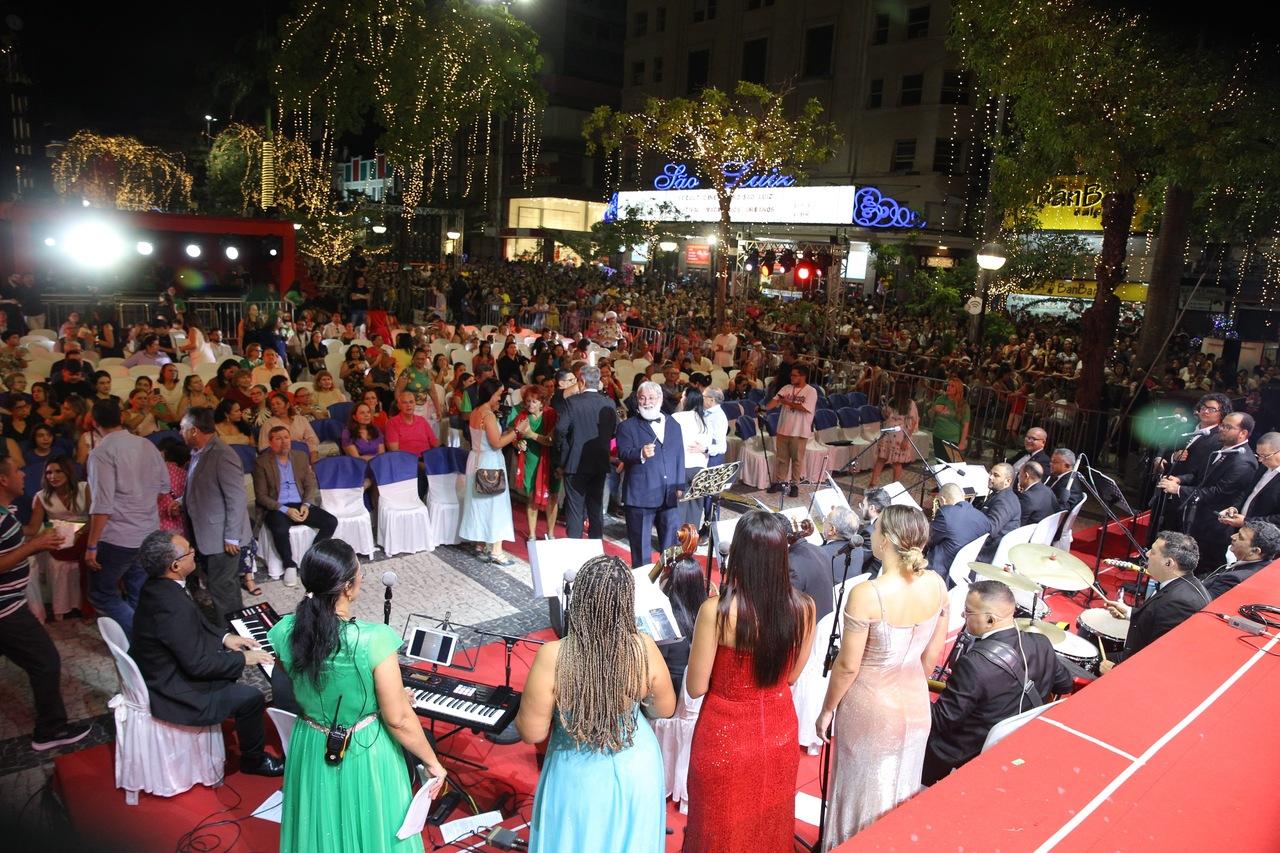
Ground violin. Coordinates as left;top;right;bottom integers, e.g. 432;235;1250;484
647;523;701;583
785;516;815;545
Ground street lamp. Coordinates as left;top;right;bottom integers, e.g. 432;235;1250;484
204;114;217;138
371;224;388;234
658;240;677;252
974;241;1007;342
976;242;1007;272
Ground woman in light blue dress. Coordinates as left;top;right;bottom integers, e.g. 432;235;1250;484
458;378;519;565
516;555;676;853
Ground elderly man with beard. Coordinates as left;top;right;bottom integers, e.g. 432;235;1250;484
616;381;686;567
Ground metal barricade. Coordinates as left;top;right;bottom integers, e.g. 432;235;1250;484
185;298;293;339
40;296;101;332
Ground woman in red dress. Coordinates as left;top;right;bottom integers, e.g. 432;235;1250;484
683;510;815;852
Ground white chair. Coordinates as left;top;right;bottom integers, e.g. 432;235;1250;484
946;582;970;634
370;452;433;555
736;418;772;489
257;524;319;581
266;708;298;759
423;448;465;547
946;534;990;587
97;617;225;805
103;364;130;378
98;357;126;369
1030;511;1066;546
652;679;704;814
1053;497;1088;551
991;523;1036;569
831;573;871;611
194;363;219;382
315;457;377;558
981;699;1064;753
128;364;160;379
26;328;56;341
20;335;55;351
290;381;315;393
793;610;839;755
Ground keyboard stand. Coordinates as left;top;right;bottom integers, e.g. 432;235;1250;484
425;721;489;772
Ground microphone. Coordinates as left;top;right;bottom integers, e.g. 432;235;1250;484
1064;451;1082;497
382;571;399;588
382;570;397;626
879;426;902;433
836;533;865;556
1102;558;1144;573
1155;414;1188;421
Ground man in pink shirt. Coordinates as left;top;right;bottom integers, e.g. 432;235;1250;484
385;390;438;456
763;364;817;498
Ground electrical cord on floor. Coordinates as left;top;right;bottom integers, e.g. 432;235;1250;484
173;778;273;853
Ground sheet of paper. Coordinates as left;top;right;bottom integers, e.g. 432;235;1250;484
440;810;504;845
251;790;284;824
396;782;436;840
794;791;823;826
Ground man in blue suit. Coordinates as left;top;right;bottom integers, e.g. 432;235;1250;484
617;381;686;567
927;483;991;585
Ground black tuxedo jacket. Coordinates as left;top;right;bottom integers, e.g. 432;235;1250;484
1009;448;1052;474
1170;426;1221;488
925;628;1072;781
131;578;247;726
1044;471;1085;514
789;540;838;620
1205;559;1270;599
977;488;1021;561
1184;445;1257;540
1115;575;1211;662
1018;482;1057;527
553;390;618;476
1240;467;1280;527
616;415;685;509
927;501;990;583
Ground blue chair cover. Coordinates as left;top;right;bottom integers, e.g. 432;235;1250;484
291;440;310;456
447;447;469;472
17;460;46;524
735;415;757;440
738;399;758;418
746;388;765;403
315;455;369;490
816;396;833;410
848;392;869;408
146;430;181;446
858;404;882;424
836;406;861;428
369;450;418;485
813;409;838;431
763;411;780;435
421;447;460;475
328;402;354;424
720;401;742;422
829;393;850;410
232;444;259;473
313;418;345;444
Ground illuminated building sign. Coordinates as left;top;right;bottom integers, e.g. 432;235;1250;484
652;161;799;191
609;185;858;225
1019;176;1150;232
852;187;926;229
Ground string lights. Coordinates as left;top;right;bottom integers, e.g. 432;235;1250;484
52;131;193;211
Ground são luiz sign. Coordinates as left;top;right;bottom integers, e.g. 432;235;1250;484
652;161;799;191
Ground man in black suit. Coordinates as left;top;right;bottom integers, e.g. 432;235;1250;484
1206;520;1280;598
1099;531;1211;672
927;483;991;585
788;536;835;620
923;581;1073;785
1217;431;1280;531
616;380;685;566
852;489;890;578
1044;448;1084;513
1158;412;1258;576
1008;427;1051;477
554;365;618;540
130;530;283;776
819;506;864;565
977;464;1019;562
1157;392;1230;530
1017;461;1057;527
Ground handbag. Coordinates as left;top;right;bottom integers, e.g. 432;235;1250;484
474;468;506;496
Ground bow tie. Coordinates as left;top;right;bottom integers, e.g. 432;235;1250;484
642;416;662;423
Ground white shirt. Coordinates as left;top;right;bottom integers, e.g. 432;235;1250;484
1242;466;1280;517
712;333;738;368
671;410;709;469
641;413;666;446
703;405;729;459
776;384;817;438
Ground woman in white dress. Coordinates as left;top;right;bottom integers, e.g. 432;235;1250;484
180;319;215;367
458;378;520;567
23;455;90;620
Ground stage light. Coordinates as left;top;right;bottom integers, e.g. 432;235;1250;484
269;248;278;257
136;241;154;255
185;243;202;258
43;237;56;247
81;199;91;207
224;246;240;260
64;221;125;269
372;224;388;234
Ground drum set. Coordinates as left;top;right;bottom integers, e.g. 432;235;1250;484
965;543;1130;679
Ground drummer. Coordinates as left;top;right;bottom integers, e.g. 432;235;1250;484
922;580;1072;786
1098;532;1210;674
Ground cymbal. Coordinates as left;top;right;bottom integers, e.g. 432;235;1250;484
1009;543;1093;591
967;562;1042;594
1016;617;1067;645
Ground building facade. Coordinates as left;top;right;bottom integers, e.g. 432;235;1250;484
1;15;41;201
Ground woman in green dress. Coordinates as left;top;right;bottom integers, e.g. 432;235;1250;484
394;347;440;421
508;385;560;540
929;375;971;462
268;540;447;853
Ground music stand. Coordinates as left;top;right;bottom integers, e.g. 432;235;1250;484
680;461;741;594
1064;459;1149;606
399;612;485;770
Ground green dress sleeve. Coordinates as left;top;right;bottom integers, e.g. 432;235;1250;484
365;622;405;669
267;614;295;670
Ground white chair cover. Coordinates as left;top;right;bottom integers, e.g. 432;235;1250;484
98;618;224;805
425;473;463;546
320;486;376;557
947;581;970;634
652;679;704;813
991;523;1037;569
1053;497;1087;550
793;610;839;755
803;439;838;483
376;479;433;555
946;534;990;587
738;435;773;489
257;523;319;580
981;699;1064;753
1030;511;1066;546
266;708;298;759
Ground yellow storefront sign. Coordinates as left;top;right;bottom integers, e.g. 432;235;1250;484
1017;280;1147;302
1020;176;1150;232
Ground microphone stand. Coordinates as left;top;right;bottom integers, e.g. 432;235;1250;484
901;428;946;507
384;584;394;626
1062;457;1149;606
472;627;546;745
755;408;777;497
812;548;853;853
837;434;887;506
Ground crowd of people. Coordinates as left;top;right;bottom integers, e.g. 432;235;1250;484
3;255;1280;852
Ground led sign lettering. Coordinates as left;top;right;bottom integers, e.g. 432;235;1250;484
852;187;926;229
652;161;799;191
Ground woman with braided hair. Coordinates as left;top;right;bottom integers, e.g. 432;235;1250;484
815;504;949;848
516;554;675;852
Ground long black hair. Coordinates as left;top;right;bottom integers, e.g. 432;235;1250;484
662;556;707;640
289;539;360;687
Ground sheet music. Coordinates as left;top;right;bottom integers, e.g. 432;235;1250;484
631;568;683;644
396;781;438;840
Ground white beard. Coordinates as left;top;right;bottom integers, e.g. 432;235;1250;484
638;405;662;421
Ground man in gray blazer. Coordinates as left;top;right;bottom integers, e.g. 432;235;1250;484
181;406;251;626
252;425;337;587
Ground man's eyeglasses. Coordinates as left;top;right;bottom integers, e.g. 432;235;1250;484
1257;448;1280;462
1197;405;1222;413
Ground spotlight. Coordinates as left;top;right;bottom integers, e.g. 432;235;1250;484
224;245;240;260
292;223;302;231
81;199;91;207
185;243;202;258
371;225;387;235
64;222;125;269
43;237;56;247
136;241;154;256
268;248;278;257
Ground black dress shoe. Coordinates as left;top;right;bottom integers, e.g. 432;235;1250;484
789;484;799;498
241;753;285;777
767;483;782;493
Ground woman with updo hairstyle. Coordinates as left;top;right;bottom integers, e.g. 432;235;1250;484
815;504;948;849
516;554;675;852
267;539;446;853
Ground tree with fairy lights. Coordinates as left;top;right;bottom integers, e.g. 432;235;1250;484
52;131;193;211
583;82;840;324
952;0;1280;409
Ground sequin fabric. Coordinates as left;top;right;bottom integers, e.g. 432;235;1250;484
684;646;799;852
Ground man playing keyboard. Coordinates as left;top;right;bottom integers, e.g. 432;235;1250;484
131;530;284;777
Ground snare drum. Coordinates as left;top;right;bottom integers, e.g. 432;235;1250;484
1054;632;1101;676
1077;609;1129;658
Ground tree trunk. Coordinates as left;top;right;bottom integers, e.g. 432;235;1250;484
1076;190;1135;411
715;197;732;325
1134;183;1193;374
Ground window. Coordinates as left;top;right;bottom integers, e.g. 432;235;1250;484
742;37;768;84
932;137;964;174
891;139;917;172
687;49;711;93
867;78;884;108
900;73;924;106
693;0;717;22
802;25;835;78
630;60;646;86
872;13;890;45
907;5;930;38
653;57;664;82
656;7;666;32
940;71;970;105
632;11;647;36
